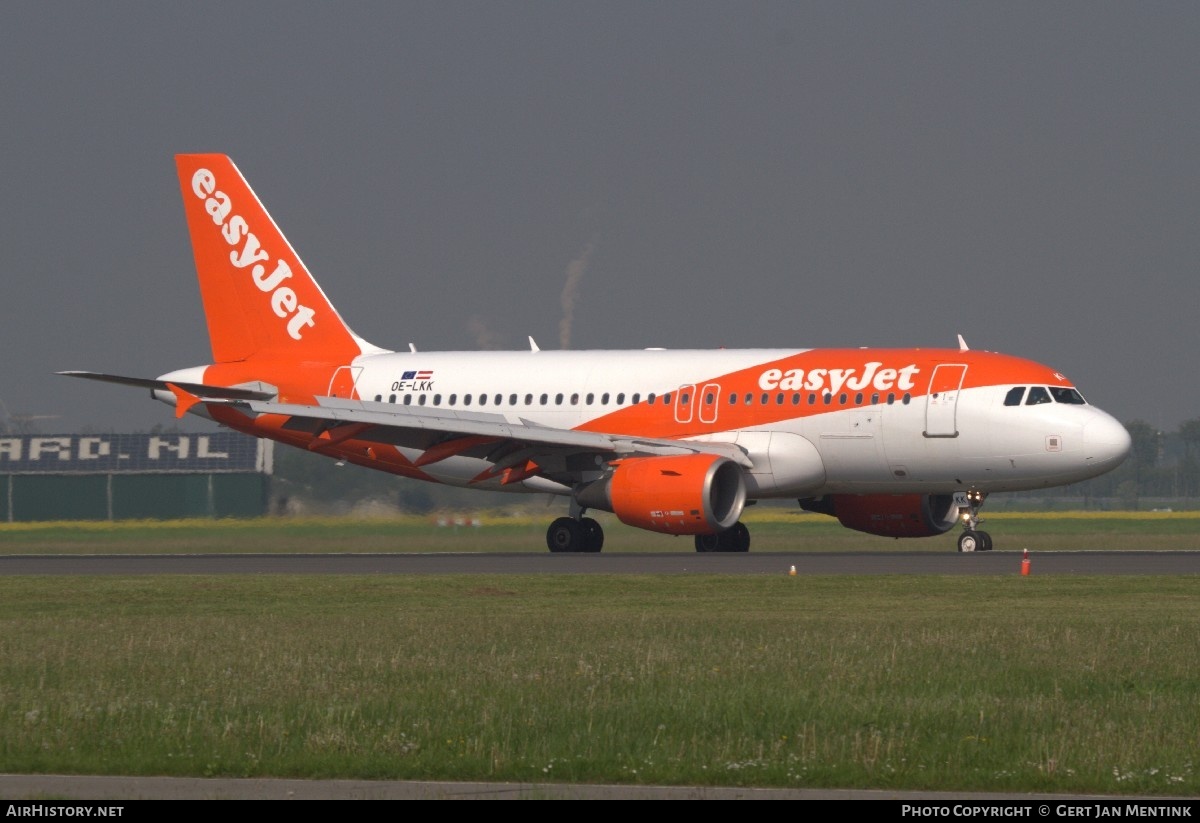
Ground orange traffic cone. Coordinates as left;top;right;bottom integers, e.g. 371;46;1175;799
1020;549;1031;576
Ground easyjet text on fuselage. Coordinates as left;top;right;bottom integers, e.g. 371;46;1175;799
757;362;920;394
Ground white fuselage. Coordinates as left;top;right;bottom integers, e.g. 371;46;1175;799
301;347;1131;498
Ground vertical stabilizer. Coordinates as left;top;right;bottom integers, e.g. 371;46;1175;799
175;154;367;364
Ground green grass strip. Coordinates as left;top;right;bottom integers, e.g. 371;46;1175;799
1;574;1197;795
2;512;1198;554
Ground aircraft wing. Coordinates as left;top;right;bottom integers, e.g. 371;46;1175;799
58;370;752;482
232;395;753;476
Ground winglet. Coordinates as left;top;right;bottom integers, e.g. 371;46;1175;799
957;334;969;351
528;336;541;352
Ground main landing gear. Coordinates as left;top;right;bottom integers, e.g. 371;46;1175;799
957;489;992;552
544;507;752;553
546;516;604;553
546;499;605;552
694;522;751;553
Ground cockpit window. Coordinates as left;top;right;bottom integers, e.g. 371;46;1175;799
1049;386;1087;405
1004;387;1026;406
1025;386;1052;405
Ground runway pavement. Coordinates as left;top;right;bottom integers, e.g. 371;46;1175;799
0;773;822;800
0;773;1169;801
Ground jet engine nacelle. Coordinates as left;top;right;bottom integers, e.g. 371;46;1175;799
799;493;960;538
576;453;747;536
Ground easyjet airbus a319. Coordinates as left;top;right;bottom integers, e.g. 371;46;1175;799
63;154;1131;553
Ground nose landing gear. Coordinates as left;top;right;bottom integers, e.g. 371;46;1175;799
957;489;992;552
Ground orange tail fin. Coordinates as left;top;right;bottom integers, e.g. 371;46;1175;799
175;154;370;364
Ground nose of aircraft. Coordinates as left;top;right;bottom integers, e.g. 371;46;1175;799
1082;412;1132;467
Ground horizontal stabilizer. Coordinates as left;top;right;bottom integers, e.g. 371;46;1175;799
57;371;275;401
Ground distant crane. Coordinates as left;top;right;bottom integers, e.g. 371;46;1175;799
0;397;59;435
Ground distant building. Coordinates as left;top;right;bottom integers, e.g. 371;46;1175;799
0;433;272;521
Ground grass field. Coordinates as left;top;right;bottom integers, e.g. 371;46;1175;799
1;514;1199;796
2;575;1199;795
2;509;1199;554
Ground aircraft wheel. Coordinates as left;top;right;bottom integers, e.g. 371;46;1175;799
978;531;993;551
695;533;721;552
581;517;604;553
547;517;583;553
957;530;980;553
723;522;751;553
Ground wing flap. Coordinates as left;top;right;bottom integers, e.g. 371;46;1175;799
239;396;753;468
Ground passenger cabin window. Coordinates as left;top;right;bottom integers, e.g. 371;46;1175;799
539;394;548;405
571;393;579;405
464;395;472;406
478;394;487;406
388;394;396;404
1004;387;1026;406
374;394;382;402
555;393;564;405
509;394;518;405
663;393;672;404
524;394;533;405
448;394;457;405
403;395;412;405
1026;387;1052;405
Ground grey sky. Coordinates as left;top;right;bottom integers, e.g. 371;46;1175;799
2;2;1197;434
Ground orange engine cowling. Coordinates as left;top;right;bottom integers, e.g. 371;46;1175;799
799;493;959;538
578;454;747;535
